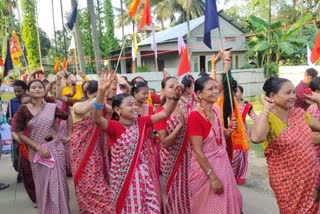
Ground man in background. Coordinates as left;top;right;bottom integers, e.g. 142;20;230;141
295;68;318;110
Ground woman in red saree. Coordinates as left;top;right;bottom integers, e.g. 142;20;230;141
13;80;70;214
188;75;242;214
58;77;113;213
251;77;320;213
93;71;182;214
154;76;191;214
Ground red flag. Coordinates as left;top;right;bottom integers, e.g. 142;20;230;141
178;47;190;77
54;58;60;72
128;0;140;17
63;57;67;69
311;31;320;63
0;57;3;67
139;0;152;30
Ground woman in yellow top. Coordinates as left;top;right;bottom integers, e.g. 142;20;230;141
251;77;320;214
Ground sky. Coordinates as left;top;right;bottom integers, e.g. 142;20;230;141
34;0;229;40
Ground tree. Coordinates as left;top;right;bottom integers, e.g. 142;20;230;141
21;0;39;69
103;0;119;57
246;14;314;77
78;8;95;72
39;29;51;58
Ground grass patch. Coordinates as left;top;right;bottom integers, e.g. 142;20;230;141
1;93;15;102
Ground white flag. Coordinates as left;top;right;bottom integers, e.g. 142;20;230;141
307;44;315;67
151;23;157;58
68;33;76;51
132;32;138;61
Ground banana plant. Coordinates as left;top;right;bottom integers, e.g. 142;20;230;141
247;14;313;76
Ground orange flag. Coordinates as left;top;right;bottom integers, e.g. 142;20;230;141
178;47;190;77
128;0;140;17
311;31;320;63
54;58;60;72
139;0;152;30
10;31;23;65
63;57;67;69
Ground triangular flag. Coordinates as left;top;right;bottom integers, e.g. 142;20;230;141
307;44;315;66
128;0;140;17
311;31;320;64
54;58;60;72
63;57;68;69
178;47;190;77
151;23;157;58
203;0;219;49
67;2;78;30
132;32;139;61
10;31;23;65
177;33;186;54
68;33;76;51
4;40;13;77
139;0;152;30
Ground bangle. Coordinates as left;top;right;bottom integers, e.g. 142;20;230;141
93;101;104;110
206;169;212;176
224;59;231;64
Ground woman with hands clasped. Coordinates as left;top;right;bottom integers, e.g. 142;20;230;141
154;76;192;214
93;71;183;213
12;79;71;214
187;75;242;214
250;77;320;214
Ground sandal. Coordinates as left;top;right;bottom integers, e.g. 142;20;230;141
0;183;9;190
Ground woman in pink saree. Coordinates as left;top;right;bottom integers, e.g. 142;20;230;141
93;71;183;213
154;76;191;214
13;80;70;214
188;76;242;214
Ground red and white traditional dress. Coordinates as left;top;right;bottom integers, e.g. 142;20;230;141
188;106;242;214
106;116;162;214
154;104;191;214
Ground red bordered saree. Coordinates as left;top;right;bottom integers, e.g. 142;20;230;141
108;116;161;214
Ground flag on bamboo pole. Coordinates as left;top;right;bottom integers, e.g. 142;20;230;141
177;34;190;77
139;0;152;30
0;57;3;67
68;33;76;51
311;31;320;63
307;44;315;66
132;32;139;61
63;57;68;69
151;23;157;58
10;31;23;65
67;2;78;30
4;40;13;77
54;58;60;72
203;0;219;49
128;0;140;17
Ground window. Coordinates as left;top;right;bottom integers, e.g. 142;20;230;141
200;56;206;72
192;56;199;73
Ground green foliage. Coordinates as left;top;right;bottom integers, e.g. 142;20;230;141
21;0;39;69
246;14;314;77
103;0;119;57
137;64;151;72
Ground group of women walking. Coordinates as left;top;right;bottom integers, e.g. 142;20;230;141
9;49;320;214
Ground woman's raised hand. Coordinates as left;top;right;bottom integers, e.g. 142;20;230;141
211;51;223;65
97;70;117;92
173;83;184;100
305;92;320;105
262;96;275;111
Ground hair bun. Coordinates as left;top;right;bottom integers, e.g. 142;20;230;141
262;77;274;93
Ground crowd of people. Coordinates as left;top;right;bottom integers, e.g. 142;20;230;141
1;50;320;214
